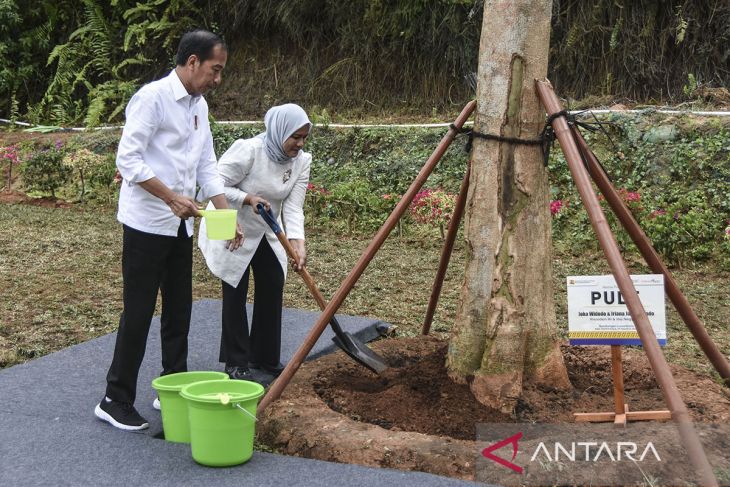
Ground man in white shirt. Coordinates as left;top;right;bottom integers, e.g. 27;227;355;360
94;30;242;431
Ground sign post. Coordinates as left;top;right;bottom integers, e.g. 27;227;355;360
567;275;671;425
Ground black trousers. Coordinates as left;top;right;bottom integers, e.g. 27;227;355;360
105;221;192;404
220;238;284;367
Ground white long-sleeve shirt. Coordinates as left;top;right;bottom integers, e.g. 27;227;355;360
198;137;310;287
116;70;224;236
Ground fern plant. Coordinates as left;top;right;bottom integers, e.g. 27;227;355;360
40;0;200;126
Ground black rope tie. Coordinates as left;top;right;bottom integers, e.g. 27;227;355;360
450;109;608;167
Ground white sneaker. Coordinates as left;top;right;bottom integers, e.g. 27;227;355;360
152;397;161;411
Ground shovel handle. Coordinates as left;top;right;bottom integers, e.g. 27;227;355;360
256;204;328;309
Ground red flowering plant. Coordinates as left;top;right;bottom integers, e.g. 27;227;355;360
1;144;21;190
616;188;642;213
550;199;567;216
409;188;456;238
305;182;331;221
550;188;647;252
307;182;329;196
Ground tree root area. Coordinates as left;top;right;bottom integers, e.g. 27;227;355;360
258;335;729;480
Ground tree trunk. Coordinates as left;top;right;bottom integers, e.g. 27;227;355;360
447;0;570;413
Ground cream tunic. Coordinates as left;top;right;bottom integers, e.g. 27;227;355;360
198;137;310;287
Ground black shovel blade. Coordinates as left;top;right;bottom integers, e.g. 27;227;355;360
331;328;388;374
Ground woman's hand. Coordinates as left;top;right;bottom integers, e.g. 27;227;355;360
289;239;307;271
244;194;270;214
226;223;244;251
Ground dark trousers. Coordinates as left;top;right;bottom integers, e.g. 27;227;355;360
220;238;284;367
105;221;192;404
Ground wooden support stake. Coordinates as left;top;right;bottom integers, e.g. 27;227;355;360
537;79;717;486
422;161;471;335
611;345;626;425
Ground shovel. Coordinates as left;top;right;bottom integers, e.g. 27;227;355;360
256;203;388;374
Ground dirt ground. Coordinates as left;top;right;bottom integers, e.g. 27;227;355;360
0;189;71;208
258;335;730;480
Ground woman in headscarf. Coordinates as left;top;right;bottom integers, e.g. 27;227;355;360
198;103;311;381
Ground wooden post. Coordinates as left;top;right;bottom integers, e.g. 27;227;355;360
574;345;671;425
422;161;470;335
611;346;626;425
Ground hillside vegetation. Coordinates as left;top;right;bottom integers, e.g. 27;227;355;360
1;1;728;125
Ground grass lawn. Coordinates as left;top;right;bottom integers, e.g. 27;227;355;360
0;203;727;384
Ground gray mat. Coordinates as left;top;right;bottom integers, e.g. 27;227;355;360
0;300;481;487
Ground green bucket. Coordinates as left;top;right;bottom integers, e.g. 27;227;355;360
180;379;265;467
199;209;237;240
151;371;229;443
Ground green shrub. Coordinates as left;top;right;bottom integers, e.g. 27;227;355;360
548;115;730;266
21;116;729;268
21;143;70;197
317;178;398;233
89;154;117;188
641;197;722;265
62;148;104;202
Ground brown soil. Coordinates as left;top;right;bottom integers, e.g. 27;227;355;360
0;189;71;208
258;335;730;480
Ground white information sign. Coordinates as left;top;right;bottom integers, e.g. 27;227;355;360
567;274;666;346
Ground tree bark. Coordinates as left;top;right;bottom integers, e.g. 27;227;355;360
447;0;570;413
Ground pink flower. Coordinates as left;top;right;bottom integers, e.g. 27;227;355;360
649;209;667;219
550;199;564;216
616;188;640;203
408;188;455;226
0;145;20;165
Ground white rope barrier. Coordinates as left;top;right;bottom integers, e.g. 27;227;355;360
2;108;730;132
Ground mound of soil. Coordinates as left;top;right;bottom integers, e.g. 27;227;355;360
258;335;729;480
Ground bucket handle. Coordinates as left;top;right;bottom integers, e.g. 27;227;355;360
234;403;258;422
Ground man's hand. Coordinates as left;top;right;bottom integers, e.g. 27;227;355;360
138;177;199;218
167;194;200;218
289;239;306;271
226;223;244;251
244;194;271;214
